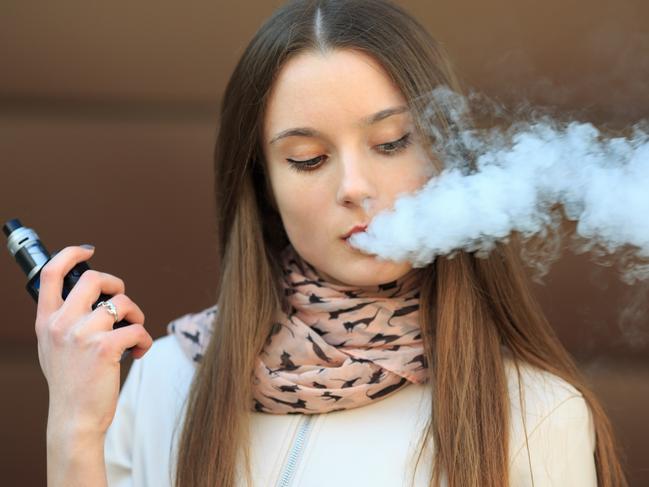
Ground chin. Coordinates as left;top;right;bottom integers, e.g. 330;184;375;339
325;258;412;287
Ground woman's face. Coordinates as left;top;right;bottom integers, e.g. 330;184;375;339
262;49;435;287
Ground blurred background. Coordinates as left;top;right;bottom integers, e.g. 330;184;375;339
1;0;647;484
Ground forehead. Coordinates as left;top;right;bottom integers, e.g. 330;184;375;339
262;49;407;140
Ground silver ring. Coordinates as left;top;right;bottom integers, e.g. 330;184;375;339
96;300;118;323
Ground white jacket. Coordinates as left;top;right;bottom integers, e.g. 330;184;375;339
104;334;597;487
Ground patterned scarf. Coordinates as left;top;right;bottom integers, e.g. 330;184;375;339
167;244;429;414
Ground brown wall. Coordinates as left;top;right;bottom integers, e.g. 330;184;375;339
1;0;647;485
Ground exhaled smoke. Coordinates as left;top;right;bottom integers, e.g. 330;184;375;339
348;87;649;285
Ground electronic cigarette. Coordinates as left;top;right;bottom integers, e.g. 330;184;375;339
3;218;134;361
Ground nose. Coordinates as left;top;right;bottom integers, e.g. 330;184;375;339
335;153;377;209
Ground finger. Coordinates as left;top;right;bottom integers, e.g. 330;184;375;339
103;324;153;362
59;269;126;315
37;245;95;319
80;293;146;334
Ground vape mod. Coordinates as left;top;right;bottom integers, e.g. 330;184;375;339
3;218;134;360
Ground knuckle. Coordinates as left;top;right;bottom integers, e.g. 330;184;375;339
34;319;45;340
111;293;130;309
69;326;86;345
114;276;126;293
99;272;124;291
40;262;59;281
96;338;116;359
129;322;144;335
128;300;145;324
109;292;124;301
80;269;101;286
121;294;142;319
136;325;152;343
48;320;67;344
34;313;48;331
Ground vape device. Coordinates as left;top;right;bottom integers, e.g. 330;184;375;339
3;218;134;361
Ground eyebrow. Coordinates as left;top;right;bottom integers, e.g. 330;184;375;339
268;105;409;145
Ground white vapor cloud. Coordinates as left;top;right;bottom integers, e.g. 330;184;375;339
348;87;649;284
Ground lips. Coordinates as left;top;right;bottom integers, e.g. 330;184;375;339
341;224;368;240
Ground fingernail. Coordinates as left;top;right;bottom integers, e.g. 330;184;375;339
80;244;95;250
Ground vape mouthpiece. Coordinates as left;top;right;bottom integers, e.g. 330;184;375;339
4;218;52;284
2;218;23;237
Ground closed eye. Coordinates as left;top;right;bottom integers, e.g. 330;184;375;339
287;132;413;173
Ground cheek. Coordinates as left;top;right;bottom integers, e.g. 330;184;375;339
416;145;439;182
385;156;435;197
408;144;436;180
415;160;436;187
274;184;327;240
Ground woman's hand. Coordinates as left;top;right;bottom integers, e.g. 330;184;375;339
35;245;153;439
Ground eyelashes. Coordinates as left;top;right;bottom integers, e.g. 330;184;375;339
286;132;413;173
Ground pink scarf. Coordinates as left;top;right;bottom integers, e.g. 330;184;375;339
168;244;428;414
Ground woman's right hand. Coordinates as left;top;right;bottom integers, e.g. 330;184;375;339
35;245;153;439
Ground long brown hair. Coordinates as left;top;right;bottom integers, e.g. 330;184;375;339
174;1;628;485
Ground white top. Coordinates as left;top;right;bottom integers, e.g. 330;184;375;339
104;333;597;486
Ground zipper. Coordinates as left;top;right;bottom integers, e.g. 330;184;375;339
275;414;316;487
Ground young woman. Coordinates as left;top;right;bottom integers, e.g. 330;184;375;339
38;0;628;486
